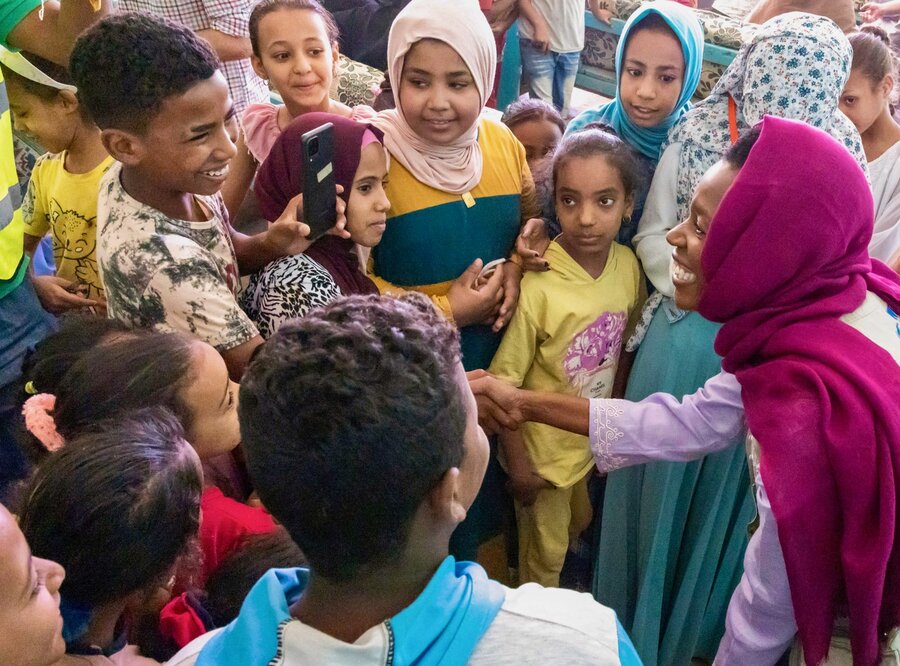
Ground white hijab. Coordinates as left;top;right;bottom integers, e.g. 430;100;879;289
372;0;496;194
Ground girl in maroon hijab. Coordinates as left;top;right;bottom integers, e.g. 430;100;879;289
242;112;391;337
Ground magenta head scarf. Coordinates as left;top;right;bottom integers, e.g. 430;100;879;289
254;112;384;296
699;116;900;665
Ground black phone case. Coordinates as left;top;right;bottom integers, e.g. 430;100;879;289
300;122;337;241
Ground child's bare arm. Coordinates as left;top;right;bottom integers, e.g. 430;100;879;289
862;0;900;19
516;218;551;271
517;0;551;52
196;29;252;62
230;189;348;274
588;0;614;24
492;259;522;332
221;335;264;381
512;162;550;274
23;233;41;257
24;233;100;313
7;0;113;66
500;427;550;506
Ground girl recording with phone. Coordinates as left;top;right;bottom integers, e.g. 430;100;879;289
242;113;391;338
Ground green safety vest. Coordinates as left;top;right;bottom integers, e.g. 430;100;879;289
0;69;26;299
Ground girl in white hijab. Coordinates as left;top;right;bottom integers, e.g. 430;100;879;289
369;0;538;367
370;0;539;561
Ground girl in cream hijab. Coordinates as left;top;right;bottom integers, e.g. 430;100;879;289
370;0;539;560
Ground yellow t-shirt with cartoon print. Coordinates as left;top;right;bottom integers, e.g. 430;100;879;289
22;151;114;299
489;240;645;488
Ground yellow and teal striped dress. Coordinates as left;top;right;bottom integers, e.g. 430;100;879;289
371;117;538;371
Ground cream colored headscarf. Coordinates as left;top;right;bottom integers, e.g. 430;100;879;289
372;0;496;194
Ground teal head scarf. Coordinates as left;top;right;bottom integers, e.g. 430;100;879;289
567;1;704;161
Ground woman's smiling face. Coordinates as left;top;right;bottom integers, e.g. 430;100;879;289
666;160;739;310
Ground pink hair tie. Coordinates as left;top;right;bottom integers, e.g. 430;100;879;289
22;394;64;452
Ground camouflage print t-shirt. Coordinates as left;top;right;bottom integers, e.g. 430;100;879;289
97;162;258;351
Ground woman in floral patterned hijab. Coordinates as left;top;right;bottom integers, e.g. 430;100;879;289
662;12;865;227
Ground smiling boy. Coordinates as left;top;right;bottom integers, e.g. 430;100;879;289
69;13;307;379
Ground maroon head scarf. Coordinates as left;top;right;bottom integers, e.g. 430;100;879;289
699;116;900;665
254;112;384;296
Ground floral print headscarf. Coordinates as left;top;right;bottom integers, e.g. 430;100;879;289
664;12;866;221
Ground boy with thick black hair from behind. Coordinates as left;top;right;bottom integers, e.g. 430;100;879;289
169;293;641;665
69;13;318;379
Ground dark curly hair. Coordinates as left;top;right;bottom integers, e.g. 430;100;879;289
239;293;466;581
18;408;202;620
724;124;762;169
69;12;220;133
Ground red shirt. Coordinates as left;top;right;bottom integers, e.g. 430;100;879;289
199;485;277;585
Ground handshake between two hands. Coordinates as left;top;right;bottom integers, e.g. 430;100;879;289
466;369;527;435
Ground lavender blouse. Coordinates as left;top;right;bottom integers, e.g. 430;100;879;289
589;291;900;664
590;371;796;665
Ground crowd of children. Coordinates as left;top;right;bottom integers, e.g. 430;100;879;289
0;0;898;664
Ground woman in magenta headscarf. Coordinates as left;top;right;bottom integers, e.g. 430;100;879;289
472;115;900;664
685;115;900;665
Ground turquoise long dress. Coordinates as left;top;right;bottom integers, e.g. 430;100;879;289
593;303;756;665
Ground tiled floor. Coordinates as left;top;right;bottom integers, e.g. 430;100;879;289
568;87;611;118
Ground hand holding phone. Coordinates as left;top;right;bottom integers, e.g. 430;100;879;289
300;122;337;241
266;187;349;258
478;258;507;280
476;258;507;289
447;259;505;328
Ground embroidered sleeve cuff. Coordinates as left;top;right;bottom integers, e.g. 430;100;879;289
590;399;628;473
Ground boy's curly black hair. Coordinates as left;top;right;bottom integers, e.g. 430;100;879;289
69;12;220;133
239;293;467;582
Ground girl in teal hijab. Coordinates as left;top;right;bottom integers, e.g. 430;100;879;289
568;1;704;162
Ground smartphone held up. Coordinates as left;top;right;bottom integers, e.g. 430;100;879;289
300;122;337;241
